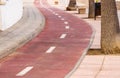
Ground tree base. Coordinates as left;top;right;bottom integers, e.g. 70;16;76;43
102;47;120;54
66;7;77;11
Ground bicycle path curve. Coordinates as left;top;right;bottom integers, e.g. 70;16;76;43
0;0;94;78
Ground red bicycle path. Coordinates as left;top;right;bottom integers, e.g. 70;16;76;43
0;0;93;78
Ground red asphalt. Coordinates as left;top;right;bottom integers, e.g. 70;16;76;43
0;0;93;78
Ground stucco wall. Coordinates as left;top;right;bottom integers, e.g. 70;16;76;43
76;0;89;7
57;0;89;8
0;0;23;30
23;0;34;3
58;0;69;7
116;1;120;10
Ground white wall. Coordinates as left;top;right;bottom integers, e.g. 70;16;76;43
23;0;34;3
57;0;89;8
76;0;89;7
58;0;69;7
116;0;120;1
0;0;23;30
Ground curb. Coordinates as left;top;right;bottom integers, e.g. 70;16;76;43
65;21;96;78
0;3;45;59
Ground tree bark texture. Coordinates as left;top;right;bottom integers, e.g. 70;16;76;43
88;0;95;18
66;0;76;11
101;0;120;54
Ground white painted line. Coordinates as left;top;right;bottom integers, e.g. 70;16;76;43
64;21;68;24
65;26;70;29
61;18;65;20
60;34;67;39
46;46;56;53
16;66;33;76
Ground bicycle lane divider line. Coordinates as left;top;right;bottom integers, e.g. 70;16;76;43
64;21;69;24
16;66;33;76
65;26;70;29
58;15;62;18
60;34;67;39
46;46;56;53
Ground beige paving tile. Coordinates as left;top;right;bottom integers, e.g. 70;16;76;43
98;70;120;76
83;56;105;61
104;56;120;65
78;64;101;70
105;56;120;60
72;69;98;76
81;55;104;65
102;64;120;70
69;55;103;78
70;75;94;78
97;75;120;78
97;70;120;78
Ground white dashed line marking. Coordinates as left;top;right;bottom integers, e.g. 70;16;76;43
16;66;33;76
65;26;70;29
64;21;68;24
60;34;67;39
46;46;56;53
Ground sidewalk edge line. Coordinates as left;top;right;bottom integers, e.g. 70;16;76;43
65;24;96;78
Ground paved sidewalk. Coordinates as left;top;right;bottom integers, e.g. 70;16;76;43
69;55;120;78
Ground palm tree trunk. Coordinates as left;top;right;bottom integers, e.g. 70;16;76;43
101;0;120;54
66;0;76;11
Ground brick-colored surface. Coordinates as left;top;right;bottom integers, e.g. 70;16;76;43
0;0;93;78
47;0;101;49
47;1;120;78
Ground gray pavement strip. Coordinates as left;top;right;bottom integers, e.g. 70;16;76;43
0;3;45;59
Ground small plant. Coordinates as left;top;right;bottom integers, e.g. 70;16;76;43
95;0;100;3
